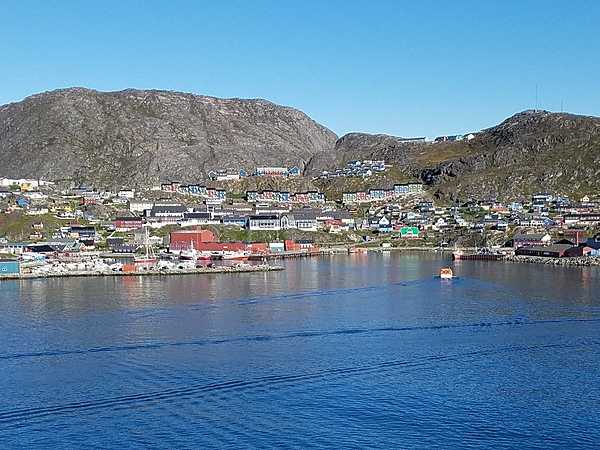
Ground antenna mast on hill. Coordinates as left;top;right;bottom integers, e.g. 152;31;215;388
535;84;539;111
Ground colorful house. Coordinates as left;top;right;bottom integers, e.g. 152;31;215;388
399;226;420;238
0;259;20;276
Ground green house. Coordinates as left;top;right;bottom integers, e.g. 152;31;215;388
399;226;420;238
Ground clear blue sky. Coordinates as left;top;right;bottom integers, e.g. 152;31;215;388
1;0;599;137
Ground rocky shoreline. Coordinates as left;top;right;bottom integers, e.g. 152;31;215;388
503;255;600;267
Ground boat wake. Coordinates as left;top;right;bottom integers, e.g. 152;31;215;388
1;317;600;362
0;339;597;429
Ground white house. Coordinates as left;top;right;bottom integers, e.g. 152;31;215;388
118;189;135;199
248;215;281;231
129;200;155;214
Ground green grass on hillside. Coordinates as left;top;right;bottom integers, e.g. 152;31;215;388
0;213;69;241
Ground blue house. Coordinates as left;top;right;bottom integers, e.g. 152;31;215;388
288;166;301;176
222;216;248;228
0;260;20;276
16;197;30;208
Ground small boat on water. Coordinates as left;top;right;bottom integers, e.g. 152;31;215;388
439;267;454;279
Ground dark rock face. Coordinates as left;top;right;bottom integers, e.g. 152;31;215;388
332;132;426;166
0;88;337;186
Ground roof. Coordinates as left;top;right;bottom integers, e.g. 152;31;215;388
513;233;548;241
518;244;573;253
249;215;279;220
292;209;318;220
183;212;211;219
151;205;187;214
223;216;248;221
332;210;352;220
115;215;142;221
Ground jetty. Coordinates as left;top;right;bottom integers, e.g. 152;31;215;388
0;263;284;281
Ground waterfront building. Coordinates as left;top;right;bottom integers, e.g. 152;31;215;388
512;233;552;248
169;229;216;252
0;259;20;276
515;244;572;258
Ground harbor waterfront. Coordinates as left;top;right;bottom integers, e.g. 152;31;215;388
0;262;283;280
3;246;600;281
1;252;600;449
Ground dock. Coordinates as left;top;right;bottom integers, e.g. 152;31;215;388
248;250;324;260
0;264;284;281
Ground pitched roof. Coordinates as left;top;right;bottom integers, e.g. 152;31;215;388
513;233;548;241
151;205;187;214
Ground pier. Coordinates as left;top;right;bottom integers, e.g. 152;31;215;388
0;264;284;281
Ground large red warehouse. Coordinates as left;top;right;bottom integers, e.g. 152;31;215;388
169;229;216;251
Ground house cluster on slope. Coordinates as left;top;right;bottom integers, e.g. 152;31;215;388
342;183;424;204
315;160;388;180
206;166;302;181
3;167;600;263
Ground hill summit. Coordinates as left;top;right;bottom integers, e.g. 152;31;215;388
0;87;337;186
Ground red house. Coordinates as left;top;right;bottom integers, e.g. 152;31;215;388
114;216;144;232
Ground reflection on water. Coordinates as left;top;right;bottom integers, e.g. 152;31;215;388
1;253;600;449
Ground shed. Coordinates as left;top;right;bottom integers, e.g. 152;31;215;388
515;244;572;258
564;246;593;258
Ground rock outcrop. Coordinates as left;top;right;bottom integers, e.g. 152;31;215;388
0;88;337;187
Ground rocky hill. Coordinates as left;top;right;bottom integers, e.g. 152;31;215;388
1;87;599;200
0;88;337;187
332;110;600;201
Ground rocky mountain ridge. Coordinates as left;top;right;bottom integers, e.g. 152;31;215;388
1;87;599;200
333;110;600;200
0;87;337;187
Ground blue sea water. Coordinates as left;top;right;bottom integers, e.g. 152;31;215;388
1;253;599;449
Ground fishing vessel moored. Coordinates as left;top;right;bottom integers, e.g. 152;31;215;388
452;248;503;261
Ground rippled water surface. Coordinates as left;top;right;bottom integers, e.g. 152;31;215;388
1;253;600;449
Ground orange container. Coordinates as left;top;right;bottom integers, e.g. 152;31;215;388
122;263;137;273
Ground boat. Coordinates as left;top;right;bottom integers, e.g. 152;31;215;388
217;250;251;261
134;227;158;268
179;242;211;261
452;248;503;261
439;267;454;279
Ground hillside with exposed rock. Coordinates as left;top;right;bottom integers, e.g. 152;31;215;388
0;88;337;187
331;110;600;201
1;87;599;201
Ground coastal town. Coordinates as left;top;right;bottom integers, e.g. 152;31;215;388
1;161;600;278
